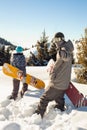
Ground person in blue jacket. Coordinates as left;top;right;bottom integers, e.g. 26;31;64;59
8;46;28;100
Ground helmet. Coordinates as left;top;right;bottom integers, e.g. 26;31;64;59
54;32;64;39
16;46;23;53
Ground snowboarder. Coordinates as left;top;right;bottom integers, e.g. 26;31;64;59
34;32;74;118
8;46;28;100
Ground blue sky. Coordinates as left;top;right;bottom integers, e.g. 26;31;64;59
0;0;87;47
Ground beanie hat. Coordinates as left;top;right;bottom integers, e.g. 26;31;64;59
16;46;23;53
54;32;64;39
52;32;65;43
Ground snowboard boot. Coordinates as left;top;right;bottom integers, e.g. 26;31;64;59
54;104;65;111
34;105;46;118
20;90;25;98
20;83;28;98
34;109;44;118
8;94;17;100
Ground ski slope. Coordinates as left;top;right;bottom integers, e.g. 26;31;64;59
0;66;87;130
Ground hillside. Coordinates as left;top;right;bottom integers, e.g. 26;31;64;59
0;37;16;49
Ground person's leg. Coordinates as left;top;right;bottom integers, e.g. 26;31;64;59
20;83;28;97
8;79;20;100
35;87;58;118
54;90;65;111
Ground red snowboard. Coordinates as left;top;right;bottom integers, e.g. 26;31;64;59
66;82;87;107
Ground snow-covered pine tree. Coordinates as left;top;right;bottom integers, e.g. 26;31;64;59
75;28;87;84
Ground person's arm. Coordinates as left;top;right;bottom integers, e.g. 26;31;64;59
59;48;70;61
10;53;16;66
59;40;74;61
50;57;63;80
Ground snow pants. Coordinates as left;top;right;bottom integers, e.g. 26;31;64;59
12;78;28;97
36;87;65;116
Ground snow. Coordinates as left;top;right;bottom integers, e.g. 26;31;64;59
23;47;38;58
0;66;87;130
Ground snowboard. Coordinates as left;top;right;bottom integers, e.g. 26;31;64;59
66;82;87;107
2;63;45;89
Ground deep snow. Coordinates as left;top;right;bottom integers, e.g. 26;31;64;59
0;66;87;130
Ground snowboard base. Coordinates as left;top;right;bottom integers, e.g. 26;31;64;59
66;82;87;107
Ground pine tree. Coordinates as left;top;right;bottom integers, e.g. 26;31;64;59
36;30;50;65
27;51;41;66
0;46;11;65
75;28;87;84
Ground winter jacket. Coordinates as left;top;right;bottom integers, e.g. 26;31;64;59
48;40;74;90
10;53;27;76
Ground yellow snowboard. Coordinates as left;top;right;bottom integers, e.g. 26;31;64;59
2;63;45;89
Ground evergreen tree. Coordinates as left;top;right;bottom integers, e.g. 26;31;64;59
75;28;87;84
36;30;50;65
0;46;11;65
27;51;41;66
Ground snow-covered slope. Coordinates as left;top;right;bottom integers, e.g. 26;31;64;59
0;66;87;130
